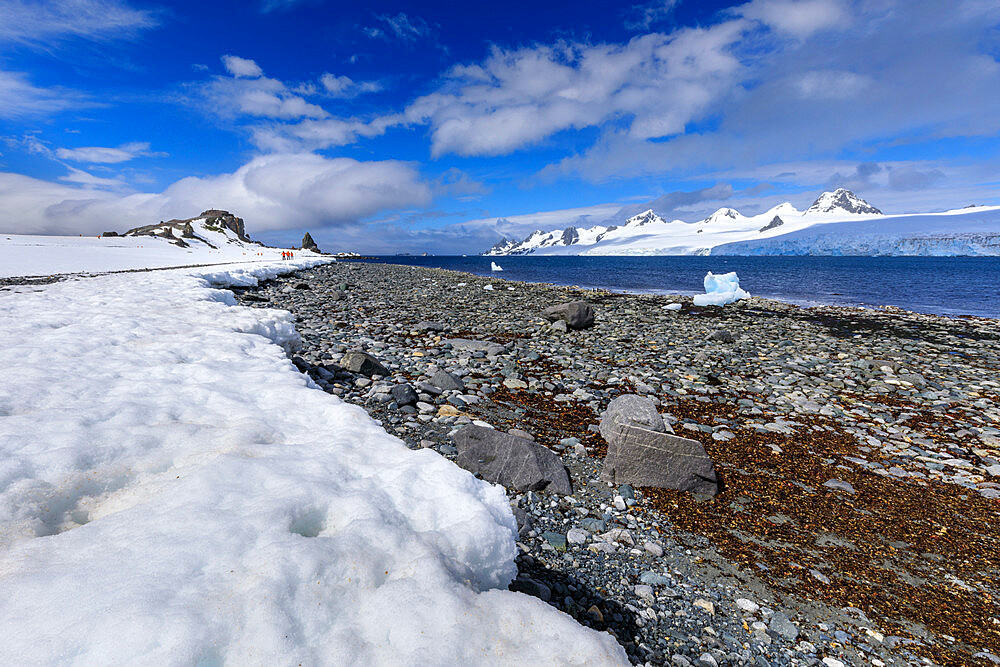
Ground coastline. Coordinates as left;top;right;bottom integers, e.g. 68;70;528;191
237;260;1000;666
355;255;1000;321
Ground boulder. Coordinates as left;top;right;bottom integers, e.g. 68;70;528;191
390;383;418;407
415;321;447;332
340;351;389;376
428;369;465;391
101;231;119;237
600;423;718;496
541;301;595;330
454;425;572;495
600;394;665;442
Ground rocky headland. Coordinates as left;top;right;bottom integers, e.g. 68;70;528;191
233;261;1000;667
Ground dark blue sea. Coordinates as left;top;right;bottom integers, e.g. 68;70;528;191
357;256;1000;319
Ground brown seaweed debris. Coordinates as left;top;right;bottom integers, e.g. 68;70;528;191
642;414;1000;665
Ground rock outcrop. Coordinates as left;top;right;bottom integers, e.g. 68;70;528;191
302;232;320;253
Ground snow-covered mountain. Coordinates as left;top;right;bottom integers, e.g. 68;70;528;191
712;206;1000;256
483;189;1000;256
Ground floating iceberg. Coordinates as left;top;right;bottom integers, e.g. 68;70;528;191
491;262;503;272
693;271;751;306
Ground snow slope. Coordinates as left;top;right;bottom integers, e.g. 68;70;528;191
0;258;626;664
484;190;1000;257
0;224;304;278
712;206;1000;256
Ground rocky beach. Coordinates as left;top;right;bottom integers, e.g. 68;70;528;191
233;260;1000;667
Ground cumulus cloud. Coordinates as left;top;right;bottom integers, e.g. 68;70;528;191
888;166;946;191
194;58;395;150
0;0;159;45
201;57;327;121
737;0;847;38
319;73;382;98
827;161;882;190
56;141;164;163
222;55;264;78
541;3;1000;184
0;154;432;235
406;22;748;157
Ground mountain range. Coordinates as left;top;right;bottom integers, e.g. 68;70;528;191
484;189;1000;256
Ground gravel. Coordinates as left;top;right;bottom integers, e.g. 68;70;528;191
233;260;1000;666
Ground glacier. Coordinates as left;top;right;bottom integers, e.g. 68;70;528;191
483;189;1000;257
712;208;1000;256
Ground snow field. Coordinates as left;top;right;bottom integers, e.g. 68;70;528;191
0;259;627;665
0;229;314;278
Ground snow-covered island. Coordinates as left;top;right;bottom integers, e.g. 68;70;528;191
484;189;1000;257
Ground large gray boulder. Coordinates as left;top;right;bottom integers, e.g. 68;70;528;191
541;301;595;330
340;351;389;376
454;426;572;495
600;394;665;442
601;423;718;496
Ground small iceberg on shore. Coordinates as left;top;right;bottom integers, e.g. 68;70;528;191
693;271;751;306
491;262;503;272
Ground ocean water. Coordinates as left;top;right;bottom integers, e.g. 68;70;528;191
357;256;1000;319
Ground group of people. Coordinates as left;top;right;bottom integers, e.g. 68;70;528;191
281;250;295;260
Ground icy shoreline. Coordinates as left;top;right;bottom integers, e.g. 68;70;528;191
0;259;627;664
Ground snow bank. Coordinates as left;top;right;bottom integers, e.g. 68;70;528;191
0;232;320;278
693;271;751;306
0;260;626;664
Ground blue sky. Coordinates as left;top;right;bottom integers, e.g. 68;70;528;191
1;0;999;253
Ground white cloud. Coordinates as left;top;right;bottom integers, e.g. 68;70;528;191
59;165;127;189
0;154;432;235
737;0;847;38
201;59;328;121
319;73;382;98
541;3;1000;184
796;69;870;99
0;69;91;118
0;0;158;45
406;22;748;157
56;141;164;163
366;12;433;42
222;55;264;79
625;0;679;30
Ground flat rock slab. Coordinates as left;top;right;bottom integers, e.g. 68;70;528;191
601;423;718;496
454;425;572;495
444;338;506;356
340;351;389;376
541;301;595;330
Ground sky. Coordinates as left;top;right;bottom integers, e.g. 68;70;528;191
1;0;999;254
